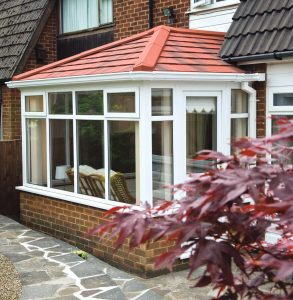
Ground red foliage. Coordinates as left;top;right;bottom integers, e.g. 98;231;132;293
88;118;293;299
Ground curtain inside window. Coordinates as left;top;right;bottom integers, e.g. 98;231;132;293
100;0;113;24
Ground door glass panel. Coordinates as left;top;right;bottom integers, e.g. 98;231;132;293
50;119;74;191
108;92;135;113
152;121;173;205
49;92;72;114
108;121;138;204
26;119;47;186
76;91;103;115
25;96;43;112
77;120;104;197
186;96;217;173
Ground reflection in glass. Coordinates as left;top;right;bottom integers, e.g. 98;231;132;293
186;97;217;173
26;119;47;186
49;92;72;114
50;119;74;191
152;89;173;116
231;90;248;113
108;92;135;113
152;121;173;204
273;94;293;107
76;91;103;115
25;96;43;112
108;121;138;204
77;121;104;197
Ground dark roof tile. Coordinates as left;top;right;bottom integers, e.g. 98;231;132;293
220;0;293;60
0;0;53;80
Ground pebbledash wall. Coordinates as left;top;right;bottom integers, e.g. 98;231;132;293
20;192;187;277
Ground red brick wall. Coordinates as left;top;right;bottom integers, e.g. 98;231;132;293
251;64;267;138
114;0;189;40
1;86;21;140
20;192;187;277
23;6;58;73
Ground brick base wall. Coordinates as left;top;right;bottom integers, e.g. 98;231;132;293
20;192;187;277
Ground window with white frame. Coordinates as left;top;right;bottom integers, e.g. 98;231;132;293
61;0;113;34
191;0;238;9
23;89;139;205
269;92;293;163
230;89;249;152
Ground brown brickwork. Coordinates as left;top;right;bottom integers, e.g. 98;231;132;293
113;0;189;40
20;192;187;277
251;64;267;138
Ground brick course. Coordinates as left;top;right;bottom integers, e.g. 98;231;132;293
20;192;187;277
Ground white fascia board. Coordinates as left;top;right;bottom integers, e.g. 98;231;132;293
6;71;265;89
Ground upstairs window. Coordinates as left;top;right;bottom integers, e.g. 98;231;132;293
191;0;238;9
61;0;113;34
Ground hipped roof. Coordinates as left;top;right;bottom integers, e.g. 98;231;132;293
220;0;293;61
0;0;56;81
13;25;244;82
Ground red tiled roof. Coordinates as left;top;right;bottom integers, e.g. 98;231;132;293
13;26;244;81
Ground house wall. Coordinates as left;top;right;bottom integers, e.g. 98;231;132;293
189;3;238;32
20;191;187;277
113;0;189;40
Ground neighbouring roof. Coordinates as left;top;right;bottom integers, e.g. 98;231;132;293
0;0;56;81
13;25;244;82
220;0;293;62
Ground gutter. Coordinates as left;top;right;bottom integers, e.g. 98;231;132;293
224;51;293;63
6;72;266;89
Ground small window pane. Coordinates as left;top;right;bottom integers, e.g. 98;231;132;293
76;91;103;115
231;118;248;140
108;121;138;204
49;92;72;114
108;92;135;113
231;90;248;113
77;121;104;197
186;96;217;173
152;121;173;204
25;96;43;112
152;89;173;116
50;119;74;191
26;119;47;186
273;93;293;107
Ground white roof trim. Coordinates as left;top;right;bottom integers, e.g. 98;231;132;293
6;71;265;89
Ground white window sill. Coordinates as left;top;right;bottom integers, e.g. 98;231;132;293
187;0;239;15
16;185;136;211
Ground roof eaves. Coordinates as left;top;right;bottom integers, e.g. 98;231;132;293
133;26;170;71
13;27;156;81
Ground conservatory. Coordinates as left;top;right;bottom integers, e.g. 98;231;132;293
8;26;264;210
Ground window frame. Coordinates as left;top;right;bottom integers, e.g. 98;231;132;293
60;0;113;35
267;87;293;137
21;86;141;209
190;0;239;12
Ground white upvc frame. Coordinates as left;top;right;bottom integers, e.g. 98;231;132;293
23;91;46;116
190;0;239;12
266;86;293;137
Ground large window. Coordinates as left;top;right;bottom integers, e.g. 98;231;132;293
24;89;139;205
61;0;113;34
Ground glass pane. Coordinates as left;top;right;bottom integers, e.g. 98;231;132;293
108;92;135;113
25;96;43;112
26;119;47;186
50;119;74;191
100;0;113;24
272;115;293;164
108;121;138;204
49;92;72;114
77;121;104;197
231;90;248;113
152;121;173;205
273;93;293;106
152;89;173;116
231;118;248;140
186;96;217;173
76;90;103;115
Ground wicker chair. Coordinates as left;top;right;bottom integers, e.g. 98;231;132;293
66;169;93;196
